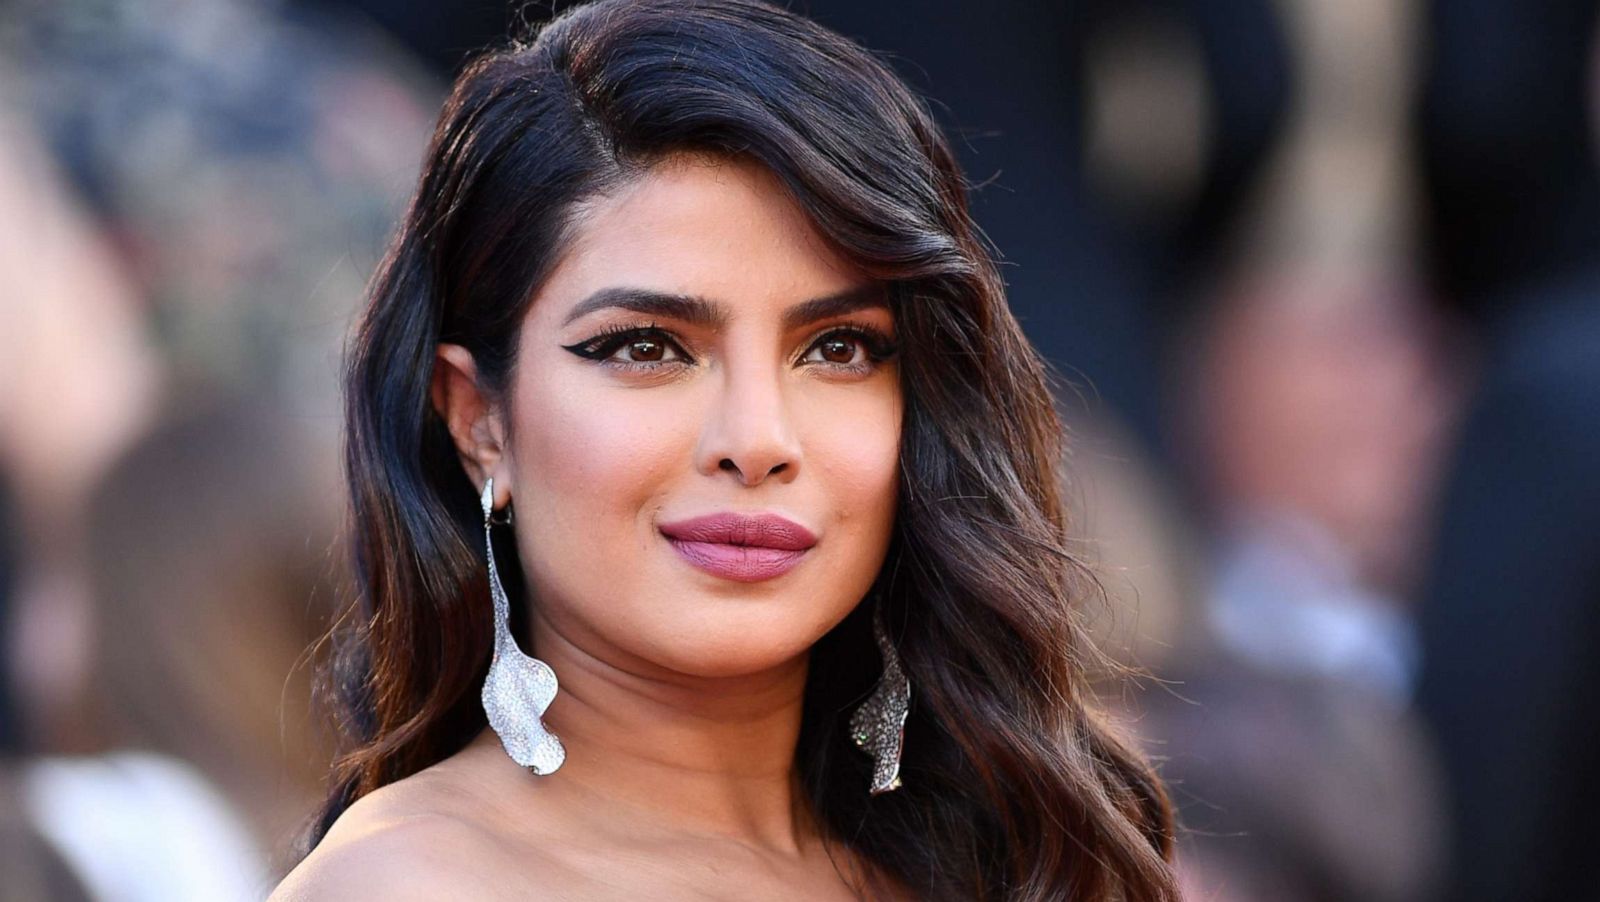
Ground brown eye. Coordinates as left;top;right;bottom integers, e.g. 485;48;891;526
627;338;665;362
817;337;857;364
799;326;898;372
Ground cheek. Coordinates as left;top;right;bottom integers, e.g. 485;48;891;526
796;384;902;538
507;371;692;558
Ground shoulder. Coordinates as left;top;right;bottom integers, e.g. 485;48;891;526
271;734;594;901
268;819;471;901
268;775;526;902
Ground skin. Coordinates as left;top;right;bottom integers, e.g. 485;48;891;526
272;154;908;900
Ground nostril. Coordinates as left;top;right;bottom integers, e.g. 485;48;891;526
716;458;789;482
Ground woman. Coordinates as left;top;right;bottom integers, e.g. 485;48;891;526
273;1;1177;899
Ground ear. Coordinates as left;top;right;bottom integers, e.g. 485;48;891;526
430;343;511;503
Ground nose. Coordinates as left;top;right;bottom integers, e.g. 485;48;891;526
695;361;801;487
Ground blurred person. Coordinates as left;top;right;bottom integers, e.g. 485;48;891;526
1136;1;1464;897
273;1;1181;899
0;81;161;759
0;1;439;897
7;400;345;902
0;85;152;902
1151;269;1456;902
1184;271;1459;700
75;400;345;881
0;0;432;764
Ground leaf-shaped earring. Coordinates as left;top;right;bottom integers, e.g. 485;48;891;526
479;477;566;775
849;595;910;794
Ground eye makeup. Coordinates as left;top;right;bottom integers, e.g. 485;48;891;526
794;324;900;376
559;320;900;376
560;322;691;370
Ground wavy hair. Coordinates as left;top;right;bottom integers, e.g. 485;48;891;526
305;1;1177;898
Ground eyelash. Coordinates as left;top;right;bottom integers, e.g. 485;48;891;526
561;321;901;376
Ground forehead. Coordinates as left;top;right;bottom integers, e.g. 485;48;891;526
533;154;871;318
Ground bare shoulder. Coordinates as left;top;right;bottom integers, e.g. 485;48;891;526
268;762;554;901
267;786;485;900
268;817;477;900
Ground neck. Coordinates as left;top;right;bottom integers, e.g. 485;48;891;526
511;606;822;857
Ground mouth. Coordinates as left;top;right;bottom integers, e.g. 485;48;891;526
657;512;817;583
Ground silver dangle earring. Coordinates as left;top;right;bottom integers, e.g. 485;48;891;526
849;595;910;794
479;477;566;775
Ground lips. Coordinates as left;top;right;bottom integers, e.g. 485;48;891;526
657;512;818;582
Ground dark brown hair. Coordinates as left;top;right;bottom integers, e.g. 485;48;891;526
308;1;1177;898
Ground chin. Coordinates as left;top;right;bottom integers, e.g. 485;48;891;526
631;605;842;678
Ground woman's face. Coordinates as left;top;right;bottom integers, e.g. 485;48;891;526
499;154;901;678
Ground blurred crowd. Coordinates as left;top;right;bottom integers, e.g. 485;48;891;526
0;1;1595;900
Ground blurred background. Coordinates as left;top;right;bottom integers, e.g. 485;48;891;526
0;0;1594;899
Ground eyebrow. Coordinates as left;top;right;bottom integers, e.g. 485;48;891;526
560;284;890;331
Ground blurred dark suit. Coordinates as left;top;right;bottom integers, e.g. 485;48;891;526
1414;2;1600;899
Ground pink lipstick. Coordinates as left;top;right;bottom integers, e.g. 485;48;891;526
657;512;818;582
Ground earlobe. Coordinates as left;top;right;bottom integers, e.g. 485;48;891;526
431;343;507;488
